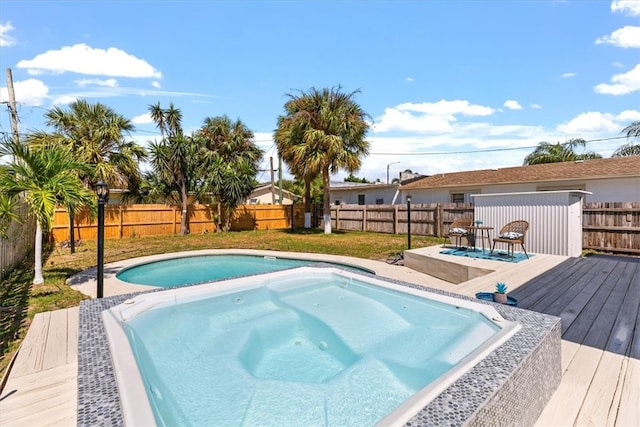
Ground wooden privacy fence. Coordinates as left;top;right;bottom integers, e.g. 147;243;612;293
325;202;639;254
51;204;311;242
49;201;640;254
582;202;640;254
327;203;474;238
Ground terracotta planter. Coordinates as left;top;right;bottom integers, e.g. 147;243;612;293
493;292;508;304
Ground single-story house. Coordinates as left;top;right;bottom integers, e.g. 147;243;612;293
329;182;400;205
245;184;298;205
399;156;640;204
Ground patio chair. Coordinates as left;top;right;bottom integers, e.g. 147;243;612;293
490;220;529;259
445;217;474;249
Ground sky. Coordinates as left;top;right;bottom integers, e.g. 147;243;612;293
1;0;639;184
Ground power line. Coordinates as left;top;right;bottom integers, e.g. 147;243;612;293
369;135;629;156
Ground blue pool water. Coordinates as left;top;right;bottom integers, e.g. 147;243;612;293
107;269;515;426
116;254;371;287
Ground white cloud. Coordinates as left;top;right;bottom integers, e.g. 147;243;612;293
503;100;523;110
17;43;163;78
531;104;542;109
561;72;576;78
594;63;640;95
611;0;640;16
596;26;640;48
131;113;153;124
151;81;161;89
405;77;414;83
0;79;49;106
0;21;16;47
75;78;119;87
617;109;640;122
52;95;79;105
556;111;623;134
373;100;496;134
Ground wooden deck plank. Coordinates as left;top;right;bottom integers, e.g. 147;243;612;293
510;257;583;306
559;262;617;338
42;309;69;370
605;263;640;356
627;267;640;360
581;262;636;351
614;357;640;427
9;312;50;377
575;351;628;427
1;362;77;424
535;344;603;427
67;306;79;362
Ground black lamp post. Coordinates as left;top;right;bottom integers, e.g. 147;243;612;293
406;195;412;250
95;181;109;298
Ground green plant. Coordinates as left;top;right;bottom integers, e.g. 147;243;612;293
495;282;508;294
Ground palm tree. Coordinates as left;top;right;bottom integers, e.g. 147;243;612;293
612;142;640;157
523;138;602;165
39;99;146;189
622;120;640;139
275;86;370;234
31;100;146;249
0;139;94;284
147;102;196;235
274;118;321;228
197;116;263;230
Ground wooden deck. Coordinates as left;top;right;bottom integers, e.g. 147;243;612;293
0;307;78;426
1;253;638;426
513;255;640;427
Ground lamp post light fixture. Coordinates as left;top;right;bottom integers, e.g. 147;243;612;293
386;161;400;184
95;181;109;298
406;195;412;250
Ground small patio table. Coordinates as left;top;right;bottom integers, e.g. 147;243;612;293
467;226;493;254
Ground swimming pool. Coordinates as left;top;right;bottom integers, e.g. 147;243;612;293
102;267;521;426
116;254;373;287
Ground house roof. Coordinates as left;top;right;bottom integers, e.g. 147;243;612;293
400;156;640;190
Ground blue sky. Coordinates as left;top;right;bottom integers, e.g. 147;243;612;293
1;0;639;184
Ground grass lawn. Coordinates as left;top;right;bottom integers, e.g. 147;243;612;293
1;229;444;375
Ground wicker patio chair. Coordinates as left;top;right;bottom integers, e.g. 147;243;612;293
445;217;474;249
490;220;530;258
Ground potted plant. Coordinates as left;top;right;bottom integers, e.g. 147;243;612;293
493;282;508;304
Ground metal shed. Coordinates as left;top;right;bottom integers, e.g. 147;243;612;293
472;190;590;257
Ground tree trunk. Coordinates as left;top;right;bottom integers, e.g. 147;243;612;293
304;177;312;229
322;167;332;234
179;177;189;235
69;211;75;254
33;222;44;284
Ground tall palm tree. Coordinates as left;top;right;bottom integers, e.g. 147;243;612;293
275;86;370;234
197;115;263;230
622;120;640;139
40;99;146;189
523;138;602;165
148;102;199;235
0;139;94;284
275;117;321;228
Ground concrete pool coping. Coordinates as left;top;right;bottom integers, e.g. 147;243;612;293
73;249;562;426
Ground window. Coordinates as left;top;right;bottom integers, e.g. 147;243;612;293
451;193;465;203
376;198;384;205
334;200;341;205
358;194;365;205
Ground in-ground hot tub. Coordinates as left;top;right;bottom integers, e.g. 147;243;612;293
102;267;521;426
77;260;561;426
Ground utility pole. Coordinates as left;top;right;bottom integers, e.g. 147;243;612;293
278;156;283;204
5;68;20;145
270;157;276;204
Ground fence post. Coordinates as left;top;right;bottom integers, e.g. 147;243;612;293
362;206;367;231
393;205;398;234
436;204;442;237
335;205;340;231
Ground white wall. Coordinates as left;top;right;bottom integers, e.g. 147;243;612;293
331;187;399;205
584;178;640;202
473;191;588;257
